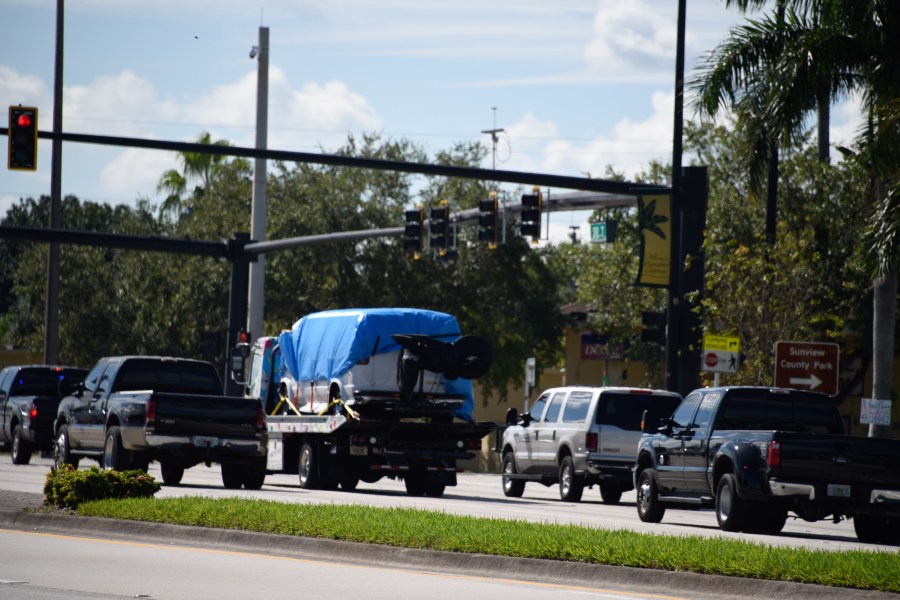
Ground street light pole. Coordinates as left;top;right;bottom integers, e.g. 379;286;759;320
247;26;269;344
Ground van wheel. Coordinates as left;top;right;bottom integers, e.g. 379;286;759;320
299;443;320;489
716;473;749;532
11;425;33;465
636;468;665;523
501;452;525;497
558;456;584;502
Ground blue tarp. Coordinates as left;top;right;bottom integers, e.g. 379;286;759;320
277;308;475;420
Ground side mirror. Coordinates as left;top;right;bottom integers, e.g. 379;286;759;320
505;407;519;427
229;343;250;385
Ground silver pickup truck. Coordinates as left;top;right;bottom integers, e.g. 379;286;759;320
499;386;682;503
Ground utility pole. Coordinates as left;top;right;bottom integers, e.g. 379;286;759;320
44;0;65;363
247;26;269;345
481;106;504;171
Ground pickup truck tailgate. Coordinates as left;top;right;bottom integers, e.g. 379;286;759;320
149;392;261;437
774;432;900;488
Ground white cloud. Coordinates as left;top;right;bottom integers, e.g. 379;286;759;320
99;148;178;201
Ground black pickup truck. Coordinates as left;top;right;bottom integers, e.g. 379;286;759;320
0;365;88;464
634;386;900;544
54;356;267;489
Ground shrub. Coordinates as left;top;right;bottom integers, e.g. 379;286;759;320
43;465;161;509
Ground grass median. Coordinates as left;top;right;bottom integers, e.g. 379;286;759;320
75;496;900;593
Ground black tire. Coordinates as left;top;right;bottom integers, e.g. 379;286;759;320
339;475;359;491
131;452;150;472
501;452;525;498
716;473;749;532
221;462;243;489
242;458;267;490
424;481;446;498
558;456;584;502
636;468;666;523
854;514;900;545
53;424;79;469
404;475;427;496
745;503;787;534
160;461;185;485
299;443;320;489
102;426;128;471
11;424;33;465
599;484;623;505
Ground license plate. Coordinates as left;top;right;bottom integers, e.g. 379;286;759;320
349;445;368;456
193;435;221;447
827;483;851;498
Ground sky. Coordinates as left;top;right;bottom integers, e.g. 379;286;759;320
0;0;863;244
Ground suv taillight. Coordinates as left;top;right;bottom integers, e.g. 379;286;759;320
767;440;781;467
585;431;598;452
29;403;38;419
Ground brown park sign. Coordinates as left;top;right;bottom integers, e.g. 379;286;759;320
774;341;840;396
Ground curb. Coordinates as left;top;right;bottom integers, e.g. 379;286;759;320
0;511;894;599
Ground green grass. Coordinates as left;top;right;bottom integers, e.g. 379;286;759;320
75;496;900;592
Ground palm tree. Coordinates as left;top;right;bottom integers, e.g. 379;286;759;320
157;132;232;222
691;0;899;435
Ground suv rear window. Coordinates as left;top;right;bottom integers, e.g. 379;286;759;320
562;391;592;423
597;392;682;431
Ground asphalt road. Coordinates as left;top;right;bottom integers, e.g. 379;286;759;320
0;455;897;599
0;455;892;553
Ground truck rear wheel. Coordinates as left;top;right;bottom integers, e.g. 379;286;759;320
599;484;623;505
11;424;33;465
221;462;243;489
103;426;128;471
715;473;749;532
425;481;446;498
299;443;320;489
243;457;267;490
636;468;665;523
160;461;185;485
558;456;584;502
54;424;79;469
501;452;525;497
404;475;426;496
854;514;900;545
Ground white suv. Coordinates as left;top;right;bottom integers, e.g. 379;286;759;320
499;386;682;502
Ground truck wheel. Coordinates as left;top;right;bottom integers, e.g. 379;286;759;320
102;426;128;471
54;424;79;469
404;475;426;496
854;514;900;545
131;451;150;472
424;481;446;498
160;461;185;485
299;443;320;489
599;484;623;505
558;456;584;502
11;424;33;465
221;462;244;489
636;468;665;523
242;458;267;490
339;475;359;491
715;473;749;532
501;452;525;497
746;503;787;534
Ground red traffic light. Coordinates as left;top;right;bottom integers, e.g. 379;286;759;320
17;113;33;128
8;106;39;171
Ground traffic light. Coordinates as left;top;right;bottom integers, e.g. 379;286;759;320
8;106;38;171
641;311;667;345
478;192;498;247
404;206;424;258
520;187;542;242
429;200;449;251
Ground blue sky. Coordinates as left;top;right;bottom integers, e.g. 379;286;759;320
1;0;862;243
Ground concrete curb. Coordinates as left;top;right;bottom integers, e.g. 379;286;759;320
1;510;895;599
